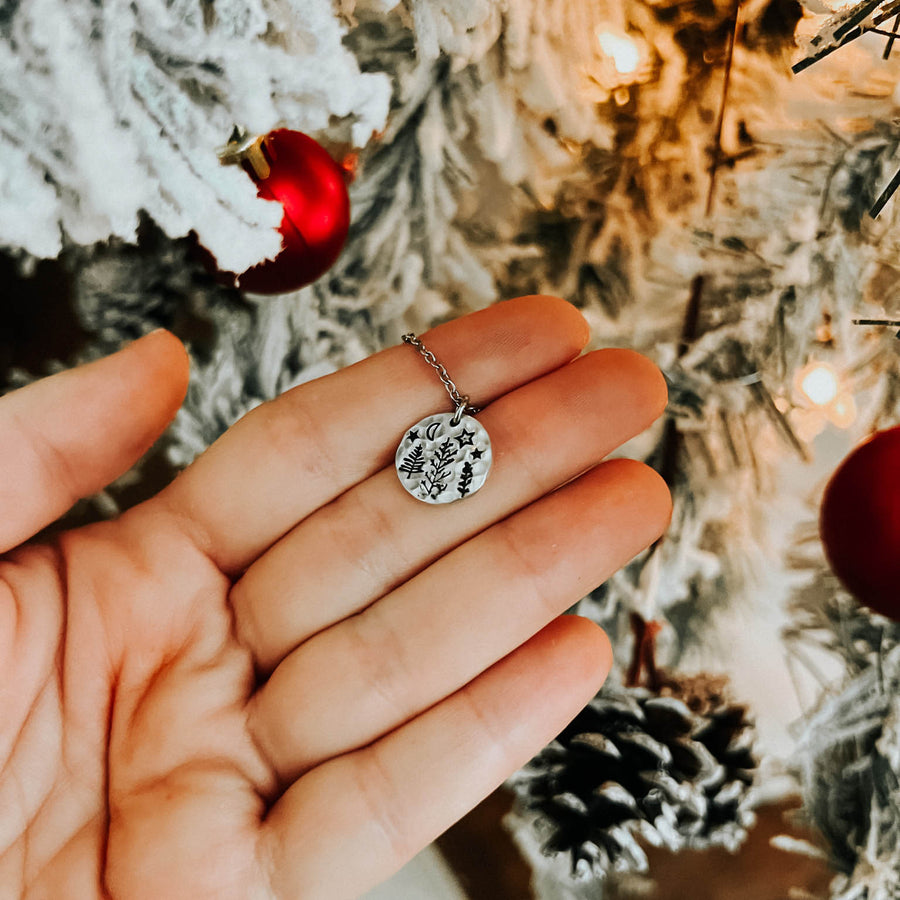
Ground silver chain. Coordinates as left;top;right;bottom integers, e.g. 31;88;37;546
402;333;479;423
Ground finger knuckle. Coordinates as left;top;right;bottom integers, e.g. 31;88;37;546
249;395;334;489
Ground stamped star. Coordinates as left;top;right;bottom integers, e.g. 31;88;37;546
457;428;475;448
408;429;420;441
471;447;483;459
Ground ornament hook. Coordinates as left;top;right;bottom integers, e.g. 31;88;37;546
217;125;270;180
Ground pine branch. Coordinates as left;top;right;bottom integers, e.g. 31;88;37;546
420;438;456;499
792;0;889;73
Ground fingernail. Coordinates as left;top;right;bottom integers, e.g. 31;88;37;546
123;328;169;351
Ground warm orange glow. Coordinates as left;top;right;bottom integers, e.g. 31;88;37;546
827;392;857;429
596;29;641;75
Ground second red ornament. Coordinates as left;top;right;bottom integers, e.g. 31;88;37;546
217;128;352;294
820;424;900;618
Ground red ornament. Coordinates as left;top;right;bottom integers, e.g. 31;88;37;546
219;129;352;294
820;425;900;617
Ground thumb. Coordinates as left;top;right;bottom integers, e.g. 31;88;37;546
0;330;189;553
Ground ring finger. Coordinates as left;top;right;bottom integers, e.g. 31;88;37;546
248;458;671;782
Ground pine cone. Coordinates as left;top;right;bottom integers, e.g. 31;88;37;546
514;673;757;879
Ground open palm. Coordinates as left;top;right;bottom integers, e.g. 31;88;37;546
0;297;670;900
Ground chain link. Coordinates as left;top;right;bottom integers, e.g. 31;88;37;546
402;333;479;422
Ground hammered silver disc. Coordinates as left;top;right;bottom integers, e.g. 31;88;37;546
395;412;492;504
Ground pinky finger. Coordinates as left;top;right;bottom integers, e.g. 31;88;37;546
259;615;613;900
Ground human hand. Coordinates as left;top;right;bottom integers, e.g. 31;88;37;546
0;296;670;900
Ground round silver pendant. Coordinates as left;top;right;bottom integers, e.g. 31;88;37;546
395;412;492;504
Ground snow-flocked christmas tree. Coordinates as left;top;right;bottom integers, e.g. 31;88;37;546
2;0;899;896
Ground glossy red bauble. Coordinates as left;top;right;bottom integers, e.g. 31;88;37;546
820;425;900;617
228;129;351;294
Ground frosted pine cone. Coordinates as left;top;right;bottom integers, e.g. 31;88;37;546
513;672;757;880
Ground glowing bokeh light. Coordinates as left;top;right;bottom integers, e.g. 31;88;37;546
596;29;641;75
799;361;840;407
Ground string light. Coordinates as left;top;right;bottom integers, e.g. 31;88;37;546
797;361;840;407
588;26;650;96
596;29;641;75
790;360;857;440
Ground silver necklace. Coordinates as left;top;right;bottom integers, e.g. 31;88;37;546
395;334;492;504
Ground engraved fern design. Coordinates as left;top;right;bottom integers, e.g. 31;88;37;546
420;438;456;499
398;443;425;479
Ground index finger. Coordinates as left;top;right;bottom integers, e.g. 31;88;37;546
0;330;188;553
151;296;590;574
